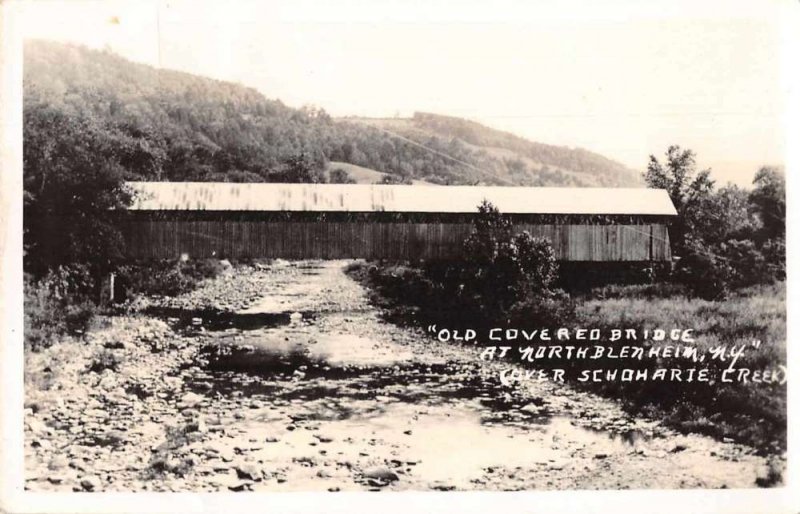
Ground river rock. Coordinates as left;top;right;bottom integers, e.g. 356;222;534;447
228;482;250;492
234;462;262;481
362;466;399;483
179;392;204;408
219;448;235;462
520;403;544;415
79;475;101;491
547;458;570;471
49;455;70;470
27;418;48;434
100;370;122;390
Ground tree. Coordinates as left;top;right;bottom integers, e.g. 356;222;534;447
24;104;135;278
644;145;714;254
692;184;761;245
379;174;412;185
463;200;513;264
750;166;785;278
646;151;786;296
457;201;563;324
329;168;356;184
272;151;327;183
750;166;785;241
206;169;267;183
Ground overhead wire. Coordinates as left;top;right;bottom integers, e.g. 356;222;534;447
372;125;515;186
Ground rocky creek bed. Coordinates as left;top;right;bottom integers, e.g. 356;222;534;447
25;260;778;491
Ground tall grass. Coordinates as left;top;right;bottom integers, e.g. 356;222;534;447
576;282;786;454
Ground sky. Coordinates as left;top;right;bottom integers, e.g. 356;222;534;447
16;0;794;186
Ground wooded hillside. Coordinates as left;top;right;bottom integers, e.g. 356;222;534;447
24;40;638;186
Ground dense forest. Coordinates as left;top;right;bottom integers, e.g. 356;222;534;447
23;40;639;187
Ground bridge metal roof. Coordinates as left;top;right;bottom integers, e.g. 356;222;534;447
126;182;678;216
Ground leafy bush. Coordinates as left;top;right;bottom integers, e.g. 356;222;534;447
452;201;565;324
718;239;772;288
557;262;669;292
63;301;98;334
761;237;785;281
25;280;65;351
116;258;226;299
756;459;785;488
750;166;785;241
349;201;573;330
24;266;97;351
380;174;413;185
677;237;781;300
579;281;688;301
87;349;121;373
329;167;356;184
181;258;226;283
457;231;561;323
675;243;733;300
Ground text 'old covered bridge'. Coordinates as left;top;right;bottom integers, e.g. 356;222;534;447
121;182;677;261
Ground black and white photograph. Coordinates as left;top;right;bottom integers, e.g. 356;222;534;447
0;0;797;511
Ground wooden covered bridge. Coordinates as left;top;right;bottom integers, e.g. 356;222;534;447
121;182;677;261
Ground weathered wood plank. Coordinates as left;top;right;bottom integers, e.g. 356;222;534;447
121;221;672;262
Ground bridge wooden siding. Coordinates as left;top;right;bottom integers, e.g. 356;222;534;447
120;220;671;261
121;182;677;262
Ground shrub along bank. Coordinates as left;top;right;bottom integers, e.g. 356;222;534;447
24;258;228;351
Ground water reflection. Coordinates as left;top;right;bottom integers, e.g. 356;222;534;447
144;306;316;331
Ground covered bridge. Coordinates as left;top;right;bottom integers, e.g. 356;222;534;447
121;182;677;261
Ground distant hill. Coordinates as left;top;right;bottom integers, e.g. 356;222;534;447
24;40;639;187
343;114;641;186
